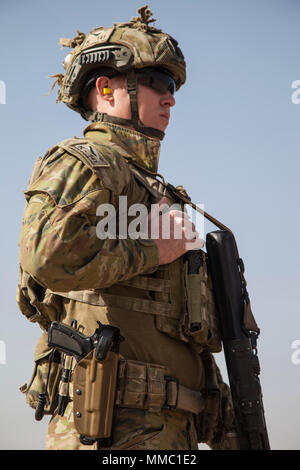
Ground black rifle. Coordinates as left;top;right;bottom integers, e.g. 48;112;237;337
206;229;270;450
138;182;270;449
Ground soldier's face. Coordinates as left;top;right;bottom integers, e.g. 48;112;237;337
93;75;176;133
109;79;176;132
137;83;176;132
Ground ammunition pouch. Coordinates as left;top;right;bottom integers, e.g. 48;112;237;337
115;359;205;416
182;250;222;353
20;336;61;415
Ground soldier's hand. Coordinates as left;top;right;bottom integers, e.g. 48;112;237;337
149;197;204;265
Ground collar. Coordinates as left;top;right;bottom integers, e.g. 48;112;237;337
83;122;161;173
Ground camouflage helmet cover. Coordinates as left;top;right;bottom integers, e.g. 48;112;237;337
54;5;186;120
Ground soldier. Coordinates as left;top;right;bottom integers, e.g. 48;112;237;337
17;5;235;450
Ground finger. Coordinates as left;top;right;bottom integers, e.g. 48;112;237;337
183;229;199;240
181;222;197;234
185;237;205;250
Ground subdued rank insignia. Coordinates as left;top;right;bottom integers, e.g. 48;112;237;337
70;142;110;168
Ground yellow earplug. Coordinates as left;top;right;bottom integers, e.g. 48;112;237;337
102;87;112;95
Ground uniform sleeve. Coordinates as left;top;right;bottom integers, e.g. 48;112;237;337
19;151;159;292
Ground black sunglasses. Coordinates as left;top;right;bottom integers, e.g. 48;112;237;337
136;69;176;95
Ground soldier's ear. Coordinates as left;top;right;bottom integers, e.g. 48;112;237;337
96;77;114;101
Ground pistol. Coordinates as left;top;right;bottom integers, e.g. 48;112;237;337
48;320;121;362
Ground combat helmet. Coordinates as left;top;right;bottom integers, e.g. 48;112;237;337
51;5;186;140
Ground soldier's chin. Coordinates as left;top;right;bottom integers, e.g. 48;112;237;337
150;118;169;133
139;116;169;133
159;115;170;131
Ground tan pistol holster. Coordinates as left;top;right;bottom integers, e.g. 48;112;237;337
73;349;119;445
71;324;121;446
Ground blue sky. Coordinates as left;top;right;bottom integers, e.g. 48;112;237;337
0;0;299;449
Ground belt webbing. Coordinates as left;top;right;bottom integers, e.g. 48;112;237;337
68;358;204;415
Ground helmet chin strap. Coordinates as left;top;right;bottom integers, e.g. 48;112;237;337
125;70;165;140
83;70;165;141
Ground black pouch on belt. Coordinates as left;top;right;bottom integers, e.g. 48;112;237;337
183;249;222;353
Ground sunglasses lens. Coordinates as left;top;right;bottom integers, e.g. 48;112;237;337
137;70;176;95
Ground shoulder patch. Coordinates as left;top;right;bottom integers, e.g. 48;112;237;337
57;137;132;195
70;141;110;168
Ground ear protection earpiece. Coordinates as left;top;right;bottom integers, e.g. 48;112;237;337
102;87;112;95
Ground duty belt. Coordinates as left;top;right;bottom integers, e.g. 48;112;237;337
69;357;204;416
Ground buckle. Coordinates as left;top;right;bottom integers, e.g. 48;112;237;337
164;376;179;410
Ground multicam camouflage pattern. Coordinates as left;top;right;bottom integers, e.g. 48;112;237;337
19;123;160;295
54;5;186;117
46;402;198;450
46;401;96;450
18;122;235;450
